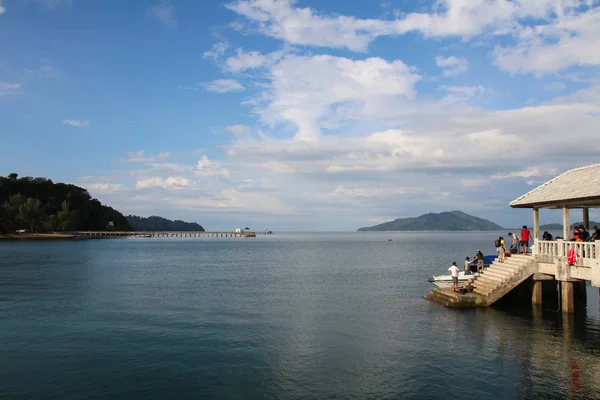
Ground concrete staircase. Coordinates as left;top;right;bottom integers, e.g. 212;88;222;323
472;254;537;305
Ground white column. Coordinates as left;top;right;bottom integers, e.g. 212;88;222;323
562;207;570;240
583;208;590;231
533;207;540;256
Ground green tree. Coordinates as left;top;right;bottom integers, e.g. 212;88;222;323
18;197;43;232
57;201;78;231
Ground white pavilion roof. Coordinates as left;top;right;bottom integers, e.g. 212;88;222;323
510;163;600;209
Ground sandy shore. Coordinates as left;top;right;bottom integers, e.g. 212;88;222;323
0;233;78;241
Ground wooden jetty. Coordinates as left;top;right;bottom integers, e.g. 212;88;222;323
72;231;262;238
427;163;600;313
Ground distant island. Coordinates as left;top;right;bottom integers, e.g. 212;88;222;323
0;173;132;233
127;215;205;232
540;221;599;231
358;210;504;231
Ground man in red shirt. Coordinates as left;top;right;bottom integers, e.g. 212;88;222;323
520;225;531;255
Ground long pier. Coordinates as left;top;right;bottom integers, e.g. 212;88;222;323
73;231;264;238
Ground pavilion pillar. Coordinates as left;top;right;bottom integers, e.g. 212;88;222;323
532;280;543;305
533;207;540;255
561;281;575;313
562;207;570;240
583;208;590;231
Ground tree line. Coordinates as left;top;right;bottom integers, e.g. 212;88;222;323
126;215;205;232
0;173;132;233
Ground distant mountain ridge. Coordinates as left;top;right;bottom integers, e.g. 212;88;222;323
540;221;600;231
126;215;205;232
358;210;504;231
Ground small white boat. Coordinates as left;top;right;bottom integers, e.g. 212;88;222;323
428;271;476;288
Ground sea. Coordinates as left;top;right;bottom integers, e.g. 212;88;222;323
1;231;599;400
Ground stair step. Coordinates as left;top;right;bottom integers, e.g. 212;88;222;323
495;264;522;273
484;271;511;281
477;273;503;284
473;279;498;290
486;267;514;276
504;259;529;265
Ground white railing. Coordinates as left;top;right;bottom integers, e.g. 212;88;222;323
536;239;598;263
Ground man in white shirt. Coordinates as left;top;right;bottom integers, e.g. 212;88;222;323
508;232;520;252
448;262;460;292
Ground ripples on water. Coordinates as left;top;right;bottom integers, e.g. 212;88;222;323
1;232;599;399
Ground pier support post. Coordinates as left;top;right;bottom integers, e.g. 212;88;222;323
562;207;570;240
561;281;575;313
532;280;543;305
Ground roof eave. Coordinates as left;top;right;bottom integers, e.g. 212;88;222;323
509;195;600;209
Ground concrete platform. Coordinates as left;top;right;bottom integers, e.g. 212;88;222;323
425;287;488;308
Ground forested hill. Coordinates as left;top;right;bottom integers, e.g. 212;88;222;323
540;221;600;230
0;173;132;233
358;210;504;231
127;215;205;232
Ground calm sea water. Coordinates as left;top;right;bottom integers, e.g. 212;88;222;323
1;232;599;399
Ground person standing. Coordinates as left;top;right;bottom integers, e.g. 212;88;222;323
508;232;520;253
520;225;531;255
495;236;505;263
448;262;460;292
464;256;472;275
474;249;485;273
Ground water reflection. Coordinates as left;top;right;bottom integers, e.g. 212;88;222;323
1;234;600;399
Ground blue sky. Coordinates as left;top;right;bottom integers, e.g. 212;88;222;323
1;0;599;231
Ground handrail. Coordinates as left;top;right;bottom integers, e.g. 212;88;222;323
536;239;597;260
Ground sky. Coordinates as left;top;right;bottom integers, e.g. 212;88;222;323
1;0;599;231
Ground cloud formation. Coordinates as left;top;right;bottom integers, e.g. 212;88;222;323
150;1;176;27
63;119;90;128
435;56;469;76
204;79;245;93
48;0;600;229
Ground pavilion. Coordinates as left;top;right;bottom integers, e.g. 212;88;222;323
510;163;600;312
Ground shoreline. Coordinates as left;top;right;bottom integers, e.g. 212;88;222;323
0;233;84;241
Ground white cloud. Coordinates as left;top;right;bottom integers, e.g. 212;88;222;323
203;41;230;60
225;0;599;76
88;183;128;193
435;56;469;76
0;82;20;96
196;155;231;178
226;125;251;135
225;49;273;72
63;119;90;128
29;0;72;9
204;79;245;93
493;6;600;76
440;85;485;97
225;0;569;51
0;5;5;14
259;54;420;141
150;1;176;27
121;150;170;163
136;176;191;190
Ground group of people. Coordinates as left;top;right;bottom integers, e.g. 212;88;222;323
570;225;600;242
494;225;532;262
446;223;599;294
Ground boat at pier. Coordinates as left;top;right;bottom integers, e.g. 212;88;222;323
428;255;497;288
